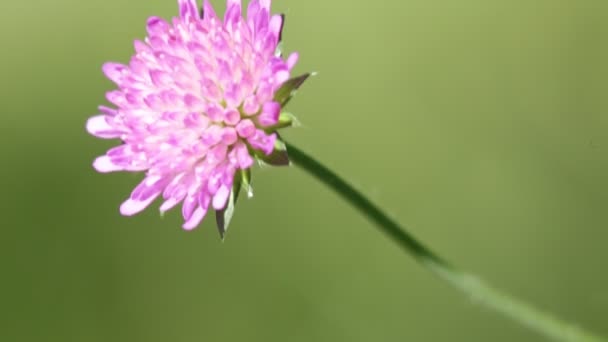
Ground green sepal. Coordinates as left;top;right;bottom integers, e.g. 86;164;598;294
215;169;249;240
274;73;311;106
275;41;284;57
241;168;253;198
263;112;300;132
255;138;290;167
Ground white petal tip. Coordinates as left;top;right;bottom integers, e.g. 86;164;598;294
212;186;230;210
86;115;118;138
159;199;179;213
93;156;121;173
120;199;147;216
120;192;160;216
182;207;207;230
182;224;197;231
287;53;299;70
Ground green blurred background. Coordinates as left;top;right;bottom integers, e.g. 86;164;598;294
1;0;607;341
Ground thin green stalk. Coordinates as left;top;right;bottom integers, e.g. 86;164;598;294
286;142;606;342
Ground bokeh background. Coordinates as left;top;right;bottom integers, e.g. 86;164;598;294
1;0;607;341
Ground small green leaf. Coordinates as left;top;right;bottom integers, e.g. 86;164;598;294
274;73;311;106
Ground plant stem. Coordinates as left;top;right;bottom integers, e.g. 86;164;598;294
286;142;606;342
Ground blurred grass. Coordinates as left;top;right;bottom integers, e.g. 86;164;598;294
0;0;607;341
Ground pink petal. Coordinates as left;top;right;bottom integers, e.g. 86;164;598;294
223;84;242;109
274;68;290;86
149;70;173;87
198;190;211;210
120;191;161;216
269;14;283;39
178;0;199;21
212;184;230;210
259;0;271;11
98;106;117;116
86;115;121;139
207;144;228;165
184;94;206;111
102;62;128;85
248;130;276;155
202;0;218;21
224;109;241;126
201;125;223;146
236;119;255;138
234;142;254;169
243;95;260;115
131;176;166;201
182;206;207;230
224;0;242;27
221;127;238;145
160;198;180;213
133;40;151;54
286;52;299;70
93;156;124;173
146;17;170;37
247;0;260;28
205;103;225;122
182;193;199;221
257;101;280;127
106;91;127;107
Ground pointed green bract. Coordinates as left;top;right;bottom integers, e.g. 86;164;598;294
262;141;290;166
215;170;246;239
274;73;310;106
254;137;290;167
240;168;252;198
278;112;299;127
275;41;284;57
262;112;300;134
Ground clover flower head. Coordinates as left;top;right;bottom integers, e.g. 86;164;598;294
87;0;308;235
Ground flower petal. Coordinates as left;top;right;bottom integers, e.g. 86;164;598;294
146;17;170;37
234;142;254;169
86;115;122;139
224;0;242;27
160;197;180;213
248;130;276;155
183;206;207;230
247;0;260;30
212;184;231;210
202;0;218;21
259;0;271;12
286;52;299;70
257;101;281;127
120;191;162;216
182;193;199;221
178;0;199;21
102;62;128;85
269;14;283;40
93;156;124;173
236;119;255;138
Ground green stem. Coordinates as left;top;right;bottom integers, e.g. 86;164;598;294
286;142;606;342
